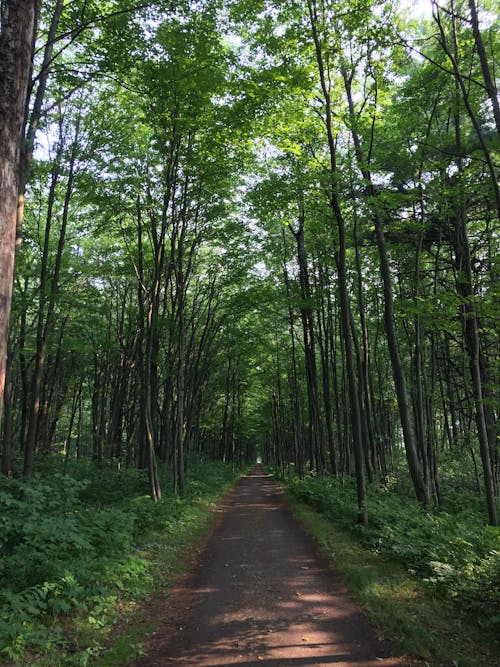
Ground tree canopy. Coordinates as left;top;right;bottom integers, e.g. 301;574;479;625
0;0;498;524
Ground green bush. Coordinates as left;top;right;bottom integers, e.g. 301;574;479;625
0;460;243;663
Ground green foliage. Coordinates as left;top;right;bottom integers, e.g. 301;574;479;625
283;473;500;630
0;461;243;664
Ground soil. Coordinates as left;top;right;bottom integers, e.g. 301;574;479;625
130;466;414;667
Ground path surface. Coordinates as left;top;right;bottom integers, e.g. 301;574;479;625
131;467;412;667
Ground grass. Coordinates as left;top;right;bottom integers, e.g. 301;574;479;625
286;494;499;667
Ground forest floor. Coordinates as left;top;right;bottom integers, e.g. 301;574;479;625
128;466;416;667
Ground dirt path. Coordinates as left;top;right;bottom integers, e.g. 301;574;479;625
131;467;412;666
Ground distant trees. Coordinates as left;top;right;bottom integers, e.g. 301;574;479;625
1;0;260;493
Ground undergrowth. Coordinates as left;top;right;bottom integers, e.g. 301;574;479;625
0;459;244;666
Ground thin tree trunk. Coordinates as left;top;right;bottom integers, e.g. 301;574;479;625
175;289;186;495
316;261;337;474
307;0;367;522
353;203;377;475
17;0;65;240
447;4;497;524
63;377;82;474
1;340;14;475
282;231;304;476
24;115;78;475
290;216;325;473
342;67;429;506
467;0;500;135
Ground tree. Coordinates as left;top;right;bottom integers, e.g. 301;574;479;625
1;0;497;526
0;0;37;425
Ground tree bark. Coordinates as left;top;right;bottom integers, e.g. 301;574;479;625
17;0;64;241
0;0;37;427
342;67;429;507
467;0;500;136
316;260;337;474
23;114;78;476
447;2;497;524
281;228;305;476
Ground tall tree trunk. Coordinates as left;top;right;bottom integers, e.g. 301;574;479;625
63;377;82;473
1;340;14;475
353;204;378;476
17;0;64;240
467;0;500;136
342;67;429;507
175;288;186;495
136;198;161;506
0;0;37;427
281;229;304;476
23;114;78;475
220;358;232;463
447;4;497;524
316;261;337;474
307;0;367;522
290;216;325;473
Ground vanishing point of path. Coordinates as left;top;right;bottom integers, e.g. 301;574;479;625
131;467;412;667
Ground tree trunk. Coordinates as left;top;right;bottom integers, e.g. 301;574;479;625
290;216;325;473
446;5;497;524
316;261;337;474
342;67;429;507
352;203;378;475
17;0;64;240
307;0;367;522
23;116;78;475
1;340;14;475
0;0;37;426
467;0;500;136
281;227;305;476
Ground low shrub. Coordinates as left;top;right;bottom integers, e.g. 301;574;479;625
0;460;244;664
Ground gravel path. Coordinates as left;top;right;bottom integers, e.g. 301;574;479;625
131;466;412;666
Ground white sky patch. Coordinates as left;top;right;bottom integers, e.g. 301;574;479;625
34;123;59;161
250;260;270;278
224;32;243;49
247;218;267;237
403;0;433;19
371;171;394;187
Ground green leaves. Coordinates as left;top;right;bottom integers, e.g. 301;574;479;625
0;461;243;663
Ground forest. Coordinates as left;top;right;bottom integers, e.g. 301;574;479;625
0;0;498;664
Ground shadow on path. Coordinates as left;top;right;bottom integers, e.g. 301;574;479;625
131;466;412;667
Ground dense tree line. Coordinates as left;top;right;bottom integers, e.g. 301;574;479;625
0;0;498;524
